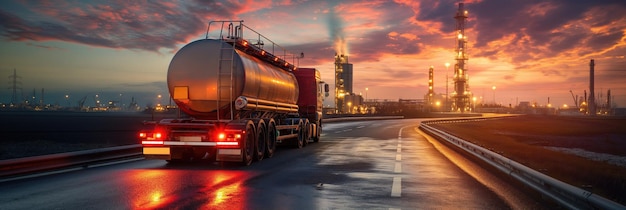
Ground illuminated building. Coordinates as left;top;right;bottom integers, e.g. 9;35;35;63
451;3;471;112
334;54;353;113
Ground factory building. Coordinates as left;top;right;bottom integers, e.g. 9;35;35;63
334;53;357;113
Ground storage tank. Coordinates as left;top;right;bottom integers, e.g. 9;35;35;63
167;39;299;118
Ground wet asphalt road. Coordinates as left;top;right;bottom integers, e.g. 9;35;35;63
0;119;545;209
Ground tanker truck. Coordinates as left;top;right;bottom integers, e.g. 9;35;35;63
139;21;328;165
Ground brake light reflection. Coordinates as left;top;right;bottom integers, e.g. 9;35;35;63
122;169;249;209
205;171;247;209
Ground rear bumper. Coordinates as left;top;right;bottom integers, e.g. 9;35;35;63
142;145;242;162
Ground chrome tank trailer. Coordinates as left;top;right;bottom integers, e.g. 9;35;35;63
167;39;299;118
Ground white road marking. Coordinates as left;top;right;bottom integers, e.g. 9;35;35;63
391;177;402;197
391;126;411;198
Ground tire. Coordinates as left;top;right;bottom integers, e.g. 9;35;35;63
265;119;277;158
242;120;255;166
255;119;266;161
313;120;321;143
302;119;310;147
295;119;304;148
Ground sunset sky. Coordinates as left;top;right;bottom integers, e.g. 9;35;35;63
1;0;625;109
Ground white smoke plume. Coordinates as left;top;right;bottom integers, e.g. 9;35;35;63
327;2;348;56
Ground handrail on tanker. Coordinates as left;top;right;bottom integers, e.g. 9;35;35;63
205;20;301;71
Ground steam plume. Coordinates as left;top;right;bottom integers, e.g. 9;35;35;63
327;3;348;56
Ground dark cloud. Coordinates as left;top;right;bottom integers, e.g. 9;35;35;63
415;0;458;33
468;0;626;65
587;32;623;50
0;1;240;52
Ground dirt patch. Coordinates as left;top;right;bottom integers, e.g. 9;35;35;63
430;115;626;205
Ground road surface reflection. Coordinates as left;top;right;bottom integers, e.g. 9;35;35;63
120;167;249;209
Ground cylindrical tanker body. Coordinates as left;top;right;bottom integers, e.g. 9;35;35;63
168;39;299;119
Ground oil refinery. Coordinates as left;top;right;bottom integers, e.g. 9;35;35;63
451;2;471;112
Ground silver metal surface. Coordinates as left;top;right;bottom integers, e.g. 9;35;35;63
167;39;298;118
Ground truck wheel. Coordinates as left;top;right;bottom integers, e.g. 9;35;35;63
242;120;255;166
295;120;304;148
255;119;266;161
265;119;277;158
313;123;321;143
302;120;310;147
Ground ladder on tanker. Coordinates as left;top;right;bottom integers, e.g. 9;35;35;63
211;21;243;121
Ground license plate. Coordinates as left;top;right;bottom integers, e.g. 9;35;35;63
218;149;241;155
144;147;170;155
180;136;202;142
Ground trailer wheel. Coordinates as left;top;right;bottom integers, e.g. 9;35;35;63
265;119;277;158
242;120;255;166
302;119;310;147
255;119;266;161
295;119;305;148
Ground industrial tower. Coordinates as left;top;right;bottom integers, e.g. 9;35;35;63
427;66;434;109
9;68;22;105
452;3;471;112
334;54;353;113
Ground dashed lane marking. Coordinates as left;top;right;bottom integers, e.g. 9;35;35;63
391;177;402;197
391;126;410;198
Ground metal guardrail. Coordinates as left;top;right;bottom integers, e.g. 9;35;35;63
0;145;142;180
420;118;625;210
323;115;404;122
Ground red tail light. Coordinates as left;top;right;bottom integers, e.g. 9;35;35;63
138;130;167;142
215;132;242;146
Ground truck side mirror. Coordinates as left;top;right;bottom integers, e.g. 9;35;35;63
324;84;330;97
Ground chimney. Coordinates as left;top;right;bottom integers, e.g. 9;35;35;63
588;59;596;116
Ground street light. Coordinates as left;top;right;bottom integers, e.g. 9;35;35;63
365;87;368;102
472;97;477;112
445;63;450;111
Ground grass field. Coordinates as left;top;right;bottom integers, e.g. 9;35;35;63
430;115;626;205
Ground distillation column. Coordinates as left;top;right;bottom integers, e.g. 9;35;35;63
334;54;352;113
452;3;471;112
